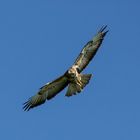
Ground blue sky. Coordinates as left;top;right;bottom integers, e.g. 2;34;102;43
0;0;140;139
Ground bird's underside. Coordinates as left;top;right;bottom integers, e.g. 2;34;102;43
23;25;108;111
65;65;92;97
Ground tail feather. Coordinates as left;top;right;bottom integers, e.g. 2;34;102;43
65;74;92;97
80;74;92;88
65;83;77;97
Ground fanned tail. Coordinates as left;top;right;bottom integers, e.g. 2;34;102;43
65;74;92;97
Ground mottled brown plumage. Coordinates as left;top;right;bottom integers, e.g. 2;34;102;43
23;26;108;111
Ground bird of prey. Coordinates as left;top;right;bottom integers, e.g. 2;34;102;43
23;25;108;111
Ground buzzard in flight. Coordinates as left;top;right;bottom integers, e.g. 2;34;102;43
23;26;108;111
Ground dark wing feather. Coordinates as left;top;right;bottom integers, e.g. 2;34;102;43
74;25;108;72
23;75;68;111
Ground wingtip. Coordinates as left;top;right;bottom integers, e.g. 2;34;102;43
98;25;108;33
103;30;109;36
22;100;32;111
23;103;31;111
98;25;109;38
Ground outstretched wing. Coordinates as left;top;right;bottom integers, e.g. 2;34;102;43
73;25;108;72
23;75;68;111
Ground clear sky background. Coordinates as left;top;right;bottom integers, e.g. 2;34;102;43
0;0;140;140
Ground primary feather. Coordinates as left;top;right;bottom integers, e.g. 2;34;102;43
23;75;68;111
23;26;108;111
74;25;108;72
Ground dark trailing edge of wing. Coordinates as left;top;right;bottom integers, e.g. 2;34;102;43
74;25;108;72
23;25;108;111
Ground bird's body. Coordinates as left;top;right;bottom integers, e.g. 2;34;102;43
65;65;92;96
23;26;108;111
